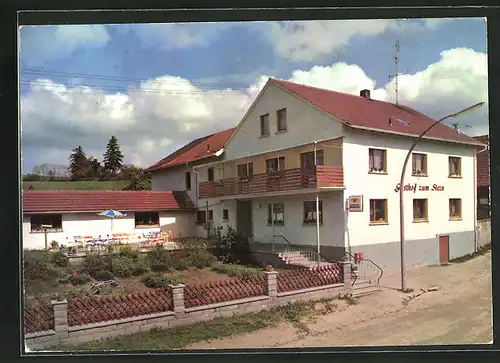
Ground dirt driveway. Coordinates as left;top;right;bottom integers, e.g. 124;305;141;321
186;251;492;349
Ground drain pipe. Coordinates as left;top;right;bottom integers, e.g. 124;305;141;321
474;142;489;251
314;141;320;267
188;162;201;208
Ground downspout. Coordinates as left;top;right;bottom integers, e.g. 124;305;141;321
314;141;320;267
474;142;489;251
187;162;200;208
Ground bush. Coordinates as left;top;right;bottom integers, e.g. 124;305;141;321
110;256;134;277
140;273;181;289
68;273;92;285
131;257;151;276
210;263;260;279
92;270;115;281
51;251;69;267
175;258;192;271
150;263;171;272
146;244;172;266
83;252;111;279
118;245;141;260
210;225;250;264
185;249;217;269
24;250;61;282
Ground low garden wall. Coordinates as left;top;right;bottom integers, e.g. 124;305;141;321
477;219;491;248
25;262;350;351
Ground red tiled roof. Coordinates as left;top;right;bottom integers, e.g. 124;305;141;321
147;128;236;171
474;135;490;187
271;78;484;146
22;190;196;213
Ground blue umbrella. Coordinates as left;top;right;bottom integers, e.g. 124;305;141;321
97;210;128;235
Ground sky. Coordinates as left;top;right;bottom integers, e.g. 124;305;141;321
19;18;488;173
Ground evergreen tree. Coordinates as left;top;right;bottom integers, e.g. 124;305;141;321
103;136;124;179
69;146;89;181
87;157;102;179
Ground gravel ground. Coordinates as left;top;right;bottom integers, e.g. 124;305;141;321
186;251;492;349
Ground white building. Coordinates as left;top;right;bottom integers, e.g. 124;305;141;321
149;78;486;270
22;190;196;250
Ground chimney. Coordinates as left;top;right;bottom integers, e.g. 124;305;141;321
360;89;371;99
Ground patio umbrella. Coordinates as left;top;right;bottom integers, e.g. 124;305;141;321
97;210;128;235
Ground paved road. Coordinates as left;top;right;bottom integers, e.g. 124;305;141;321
187;251;492;349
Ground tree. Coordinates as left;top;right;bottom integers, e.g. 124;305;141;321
123;166;152;191
102;136;124;179
69;146;89;181
87;157;102;179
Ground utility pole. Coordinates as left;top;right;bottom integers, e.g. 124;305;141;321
395;40;400;106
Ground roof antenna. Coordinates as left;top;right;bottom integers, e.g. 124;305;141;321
388;40;400;106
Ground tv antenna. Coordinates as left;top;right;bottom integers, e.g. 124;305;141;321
388;41;400;105
449;122;472;134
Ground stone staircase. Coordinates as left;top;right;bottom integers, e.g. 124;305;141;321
351;278;382;298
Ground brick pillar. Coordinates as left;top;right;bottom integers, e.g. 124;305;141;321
264;271;278;299
51;299;69;341
342;261;352;292
169;284;185;316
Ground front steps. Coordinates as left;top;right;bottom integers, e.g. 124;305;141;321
351;279;382;298
278;251;335;269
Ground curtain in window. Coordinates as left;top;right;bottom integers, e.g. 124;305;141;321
373;151;383;170
414;156;423;172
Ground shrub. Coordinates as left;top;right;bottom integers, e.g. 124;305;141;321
132;257;151;276
111;256;134;277
150;263;171;272
175;258;192;271
83;252;111;279
24;250;61;282
146;244;172;266
51;251;69;267
140;273;181;289
186;249;217;269
92;270;115;281
210;263;260;279
68;273;92;285
118;245;141;260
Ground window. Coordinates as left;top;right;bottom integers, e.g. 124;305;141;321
277;108;287;132
300;150;324;168
266;157;285;173
369;199;388;224
412;153;427;176
267;203;284;225
303;201;323;224
260;114;270;136
369;149;387;173
135;212;160;227
449;157;462;177
185;171;191;190
30;214;63;232
196;210;207;225
222;209;229;221
208;210;214;221
413;199;428;222
237;162;254;180
449;199;462;220
207;168;215;182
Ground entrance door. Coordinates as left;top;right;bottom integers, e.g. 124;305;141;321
236;200;253;240
300;151;323;187
439;235;449;263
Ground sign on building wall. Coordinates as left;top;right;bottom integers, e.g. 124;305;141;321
348;195;363;212
394;183;445;193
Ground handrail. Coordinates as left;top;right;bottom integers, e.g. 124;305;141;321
273;234;333;265
345;251;384;285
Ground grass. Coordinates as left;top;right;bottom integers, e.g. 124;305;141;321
53;298;341;352
449;243;491;263
22;180;130;190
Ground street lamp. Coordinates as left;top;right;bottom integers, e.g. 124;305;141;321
399;102;485;292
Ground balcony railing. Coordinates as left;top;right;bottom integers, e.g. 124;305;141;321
199;165;343;199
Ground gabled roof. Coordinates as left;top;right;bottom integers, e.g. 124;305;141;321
474;135;490;187
271;78;484;146
22;190;196;213
147;128;236;172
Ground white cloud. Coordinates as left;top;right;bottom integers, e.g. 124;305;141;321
20;25;110;66
262;18;460;61
21;47;488;173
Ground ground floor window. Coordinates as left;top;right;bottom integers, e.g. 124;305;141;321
30;214;63;232
222;209;229;221
449;199;462;220
303;200;323;224
135;211;160;227
267;203;284;225
208;210;213;221
196;210;207;225
413;199;428;222
369;199;388;224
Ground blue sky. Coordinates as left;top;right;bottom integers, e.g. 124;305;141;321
19;18;488;173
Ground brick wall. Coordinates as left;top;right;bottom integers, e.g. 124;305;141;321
25;262;350;351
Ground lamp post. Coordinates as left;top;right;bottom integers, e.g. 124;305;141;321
399;102;485;292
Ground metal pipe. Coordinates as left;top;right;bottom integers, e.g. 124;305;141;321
314;141;320;266
271;203;275;252
399;102;484;292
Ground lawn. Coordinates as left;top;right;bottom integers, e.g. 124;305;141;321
22;180;130;191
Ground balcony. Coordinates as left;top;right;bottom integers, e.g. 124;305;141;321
199;165;344;199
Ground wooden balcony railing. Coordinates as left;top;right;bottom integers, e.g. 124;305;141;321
199;165;343;199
